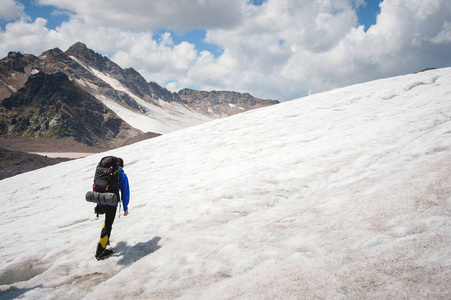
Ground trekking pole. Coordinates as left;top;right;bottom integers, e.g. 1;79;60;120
118;200;122;218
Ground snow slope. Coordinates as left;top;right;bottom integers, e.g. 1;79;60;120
0;68;450;299
70;55;214;134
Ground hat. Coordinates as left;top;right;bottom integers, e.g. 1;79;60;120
118;157;124;168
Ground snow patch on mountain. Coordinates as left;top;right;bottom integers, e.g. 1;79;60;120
69;54;214;133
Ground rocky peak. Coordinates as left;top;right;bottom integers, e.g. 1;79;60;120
65;42;90;57
4;51;26;73
177;88;279;116
42;47;64;56
7;51;23;59
65;42;123;75
149;82;181;102
64;42;152;101
40;48;65;61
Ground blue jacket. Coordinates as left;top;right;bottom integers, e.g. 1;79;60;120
99;167;130;211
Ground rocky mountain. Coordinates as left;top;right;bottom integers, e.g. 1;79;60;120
0;42;279;148
178;89;280;116
1;71;141;147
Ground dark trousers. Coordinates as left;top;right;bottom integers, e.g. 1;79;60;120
95;205;117;257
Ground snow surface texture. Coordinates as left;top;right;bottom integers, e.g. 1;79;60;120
0;68;450;299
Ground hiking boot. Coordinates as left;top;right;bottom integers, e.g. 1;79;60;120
95;249;114;260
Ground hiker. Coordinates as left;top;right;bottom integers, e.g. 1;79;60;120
94;157;130;260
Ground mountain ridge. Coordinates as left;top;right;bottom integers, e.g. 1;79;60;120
0;42;279;148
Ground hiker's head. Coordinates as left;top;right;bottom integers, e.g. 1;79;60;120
118;157;124;168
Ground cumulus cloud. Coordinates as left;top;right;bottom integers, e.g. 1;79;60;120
37;0;243;30
112;33;199;85
339;0;451;78
0;0;24;21
198;0;362;97
0;18;53;53
0;18;122;56
0;0;450;101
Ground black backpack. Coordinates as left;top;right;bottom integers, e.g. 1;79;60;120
93;156;120;195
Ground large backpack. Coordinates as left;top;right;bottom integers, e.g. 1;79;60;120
85;156;121;206
93;156;121;195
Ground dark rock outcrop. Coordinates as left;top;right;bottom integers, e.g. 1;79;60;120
0;71;141;146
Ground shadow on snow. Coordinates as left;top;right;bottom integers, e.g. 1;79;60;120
0;285;44;300
114;236;161;266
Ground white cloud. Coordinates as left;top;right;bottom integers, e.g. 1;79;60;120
341;0;451;76
111;33;199;86
0;18;123;57
430;21;451;44
37;0;243;30
0;0;450;101
0;18;53;54
196;0;362;98
0;0;24;21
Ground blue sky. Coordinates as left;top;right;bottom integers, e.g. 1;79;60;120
356;0;382;31
0;0;450;101
154;29;224;58
22;0;67;26
0;0;66;28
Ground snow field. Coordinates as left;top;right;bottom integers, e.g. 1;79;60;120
0;68;450;299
